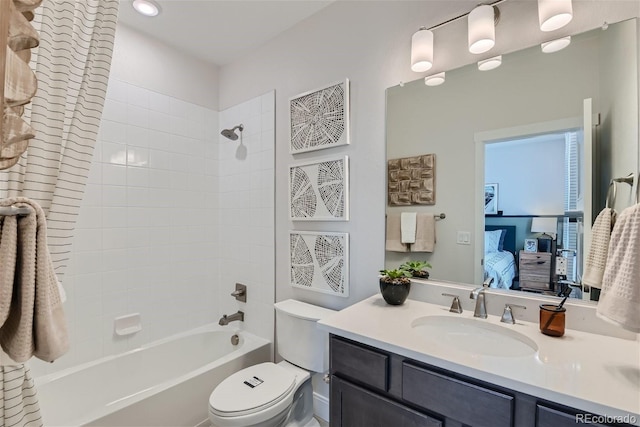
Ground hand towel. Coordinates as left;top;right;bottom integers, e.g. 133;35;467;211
0;197;69;363
385;214;408;252
0;216;18;326
400;212;417;244
412;213;436;252
583;208;616;289
596;203;640;333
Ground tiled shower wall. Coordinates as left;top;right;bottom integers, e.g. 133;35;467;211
30;82;274;376
216;92;275;345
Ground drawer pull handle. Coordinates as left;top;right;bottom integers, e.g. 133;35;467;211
537;261;545;264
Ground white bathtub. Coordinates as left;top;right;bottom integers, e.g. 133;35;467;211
35;325;271;426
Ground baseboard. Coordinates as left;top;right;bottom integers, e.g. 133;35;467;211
313;391;329;423
194;418;209;427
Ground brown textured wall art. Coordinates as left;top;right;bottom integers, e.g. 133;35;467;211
387;154;436;206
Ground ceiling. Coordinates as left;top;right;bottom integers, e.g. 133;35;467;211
117;0;336;66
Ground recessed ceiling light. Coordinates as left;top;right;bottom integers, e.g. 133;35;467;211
133;0;160;17
478;55;502;71
541;36;571;53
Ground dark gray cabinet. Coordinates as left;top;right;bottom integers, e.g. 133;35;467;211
329;335;632;427
331;375;442;427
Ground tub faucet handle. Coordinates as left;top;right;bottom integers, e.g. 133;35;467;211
230;283;247;302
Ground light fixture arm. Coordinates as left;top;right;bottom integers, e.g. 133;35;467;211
425;0;504;32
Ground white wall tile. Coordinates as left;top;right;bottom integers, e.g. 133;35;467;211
127;167;149;187
103;185;127;207
56;81;274;375
98;120;127;145
103;164;127;186
126;125;150;149
103;207;127;228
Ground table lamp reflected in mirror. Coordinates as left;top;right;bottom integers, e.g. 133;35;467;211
531;217;558;253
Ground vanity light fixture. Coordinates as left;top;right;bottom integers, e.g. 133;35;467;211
411;27;434;72
538;0;573;32
541;36;571;53
424;72;445;86
132;0;160;17
477;55;502;71
468;5;498;54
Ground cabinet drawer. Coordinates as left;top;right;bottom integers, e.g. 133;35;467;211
402;363;514;427
520;253;551;279
519;279;550;291
536;404;609;427
331;376;442;427
331;337;389;392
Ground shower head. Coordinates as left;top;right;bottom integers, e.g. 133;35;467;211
221;124;244;141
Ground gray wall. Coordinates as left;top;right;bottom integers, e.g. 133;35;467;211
217;1;640;310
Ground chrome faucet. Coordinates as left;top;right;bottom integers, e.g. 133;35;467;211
470;287;487;318
219;311;244;326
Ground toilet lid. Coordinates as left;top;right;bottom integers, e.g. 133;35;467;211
209;362;296;417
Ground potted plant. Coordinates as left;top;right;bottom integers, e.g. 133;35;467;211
400;260;432;279
379;268;412;305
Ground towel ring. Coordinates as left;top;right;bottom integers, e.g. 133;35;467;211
606;173;636;208
605;181;617;209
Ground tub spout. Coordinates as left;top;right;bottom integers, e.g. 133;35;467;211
219;311;244;326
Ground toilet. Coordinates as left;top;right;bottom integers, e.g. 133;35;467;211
208;299;336;427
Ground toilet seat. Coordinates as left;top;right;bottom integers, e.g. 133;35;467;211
209;362;296;420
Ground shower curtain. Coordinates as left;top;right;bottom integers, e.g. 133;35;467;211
0;0;119;283
0;1;119;426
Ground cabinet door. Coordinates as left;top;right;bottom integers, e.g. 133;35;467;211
331;375;442;427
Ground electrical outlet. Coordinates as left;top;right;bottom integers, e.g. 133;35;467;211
457;231;471;245
555;257;567;275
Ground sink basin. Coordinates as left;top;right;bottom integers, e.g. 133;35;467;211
411;316;538;358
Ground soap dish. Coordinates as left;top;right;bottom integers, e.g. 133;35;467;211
114;313;142;336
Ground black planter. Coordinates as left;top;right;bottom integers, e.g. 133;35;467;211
379;279;411;305
412;270;429;279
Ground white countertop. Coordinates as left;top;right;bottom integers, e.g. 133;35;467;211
319;295;640;425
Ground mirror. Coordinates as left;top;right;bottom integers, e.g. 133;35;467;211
385;18;639;301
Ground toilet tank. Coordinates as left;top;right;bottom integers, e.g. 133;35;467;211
274;299;336;373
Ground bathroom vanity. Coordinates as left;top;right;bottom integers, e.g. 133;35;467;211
319;295;640;427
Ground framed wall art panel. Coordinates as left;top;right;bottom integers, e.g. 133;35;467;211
387;153;436;206
484;183;499;215
289;231;349;297
289;155;349;221
289;79;350;154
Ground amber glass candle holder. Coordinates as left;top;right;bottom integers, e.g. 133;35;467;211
539;304;566;337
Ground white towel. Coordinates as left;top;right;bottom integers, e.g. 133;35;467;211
385;215;408;252
583;208;616;289
412;213;436;253
596;203;640;332
400;212;417;244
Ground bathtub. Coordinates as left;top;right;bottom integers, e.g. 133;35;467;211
35;324;271;426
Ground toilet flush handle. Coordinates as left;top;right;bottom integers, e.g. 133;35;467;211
323;373;331;384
